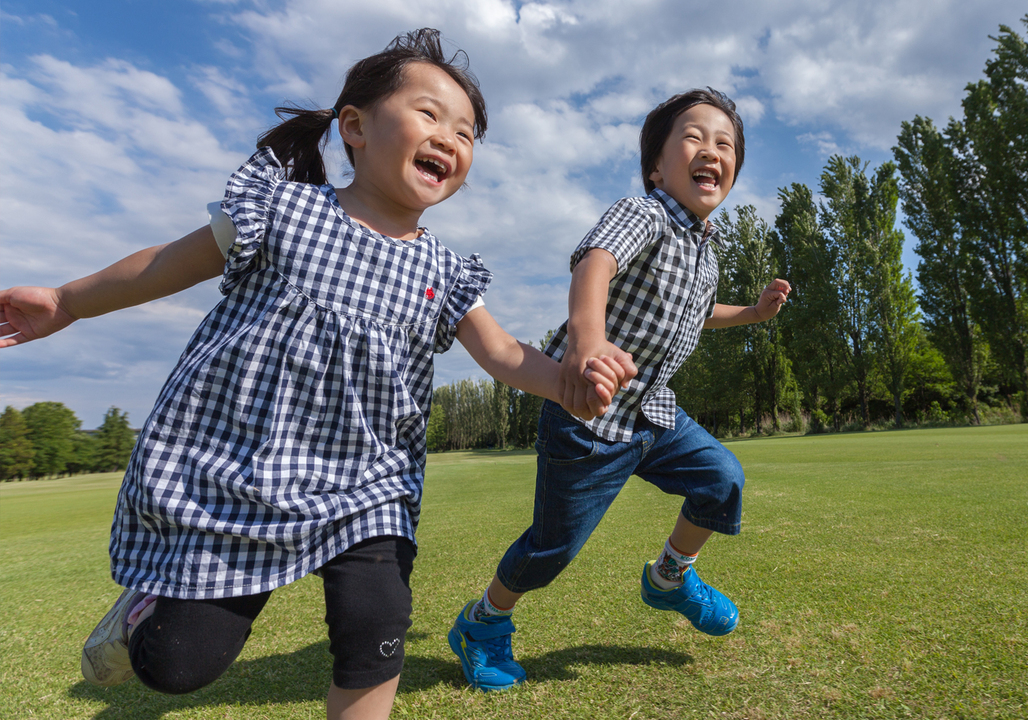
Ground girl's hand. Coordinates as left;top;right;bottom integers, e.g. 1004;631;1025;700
0;286;76;348
754;278;791;321
579;351;637;418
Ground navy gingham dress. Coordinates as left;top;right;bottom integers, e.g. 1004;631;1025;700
109;148;491;599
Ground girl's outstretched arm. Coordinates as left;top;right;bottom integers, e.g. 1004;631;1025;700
455;306;636;421
0;225;224;348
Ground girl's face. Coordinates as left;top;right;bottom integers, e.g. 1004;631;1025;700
648;104;736;221
345;62;476;219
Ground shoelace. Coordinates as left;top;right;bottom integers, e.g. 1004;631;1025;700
481;635;514;661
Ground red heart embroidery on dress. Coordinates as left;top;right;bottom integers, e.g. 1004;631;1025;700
425;288;435;299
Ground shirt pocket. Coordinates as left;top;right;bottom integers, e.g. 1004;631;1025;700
694;250;719;312
652;242;691;308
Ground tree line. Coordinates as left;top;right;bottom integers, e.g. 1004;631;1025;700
427;18;1027;448
0;403;136;481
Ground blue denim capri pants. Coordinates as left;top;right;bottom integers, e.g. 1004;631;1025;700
496;400;745;594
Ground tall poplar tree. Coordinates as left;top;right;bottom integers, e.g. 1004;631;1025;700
774;183;848;428
894;116;988;423
895;17;1028;418
950;18;1028;416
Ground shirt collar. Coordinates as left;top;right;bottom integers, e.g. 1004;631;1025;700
650;188;722;247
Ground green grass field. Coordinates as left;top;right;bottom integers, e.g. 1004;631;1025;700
1;425;1025;719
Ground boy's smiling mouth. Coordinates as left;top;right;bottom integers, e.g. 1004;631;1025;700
693;168;720;190
415;156;450;183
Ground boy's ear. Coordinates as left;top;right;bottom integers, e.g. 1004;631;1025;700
337;106;366;149
648;165;664;189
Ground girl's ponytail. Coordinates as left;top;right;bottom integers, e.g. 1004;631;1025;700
256;107;337;186
255;28;487;187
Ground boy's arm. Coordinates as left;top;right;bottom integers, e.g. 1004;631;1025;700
559;248;630;411
703;278;791;329
0;225;224;348
455;305;634;421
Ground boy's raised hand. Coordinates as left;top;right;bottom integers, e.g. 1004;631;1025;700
753;278;791;321
0;286;76;348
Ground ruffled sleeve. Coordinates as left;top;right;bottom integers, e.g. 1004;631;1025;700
434;253;493;353
218;147;286;294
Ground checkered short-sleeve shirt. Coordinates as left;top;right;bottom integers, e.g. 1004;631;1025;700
544;189;721;443
109;148;491;599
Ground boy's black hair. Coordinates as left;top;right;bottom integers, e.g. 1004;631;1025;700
257;28;488;185
640;87;745;194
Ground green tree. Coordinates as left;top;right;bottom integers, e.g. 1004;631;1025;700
94;406;136;472
902;332;960;422
949;17;1028;417
858;161;921;427
0;406;36;480
426;402;448;452
720;206;795;432
22;401;80;478
895;115;988;423
774;183;849;429
66;431;99;475
818;157;880;428
491;380;511;449
818;156;919;427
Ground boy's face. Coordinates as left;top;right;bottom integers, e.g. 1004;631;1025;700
649;104;736;221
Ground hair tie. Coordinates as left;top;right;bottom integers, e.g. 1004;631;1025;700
330;107;339;120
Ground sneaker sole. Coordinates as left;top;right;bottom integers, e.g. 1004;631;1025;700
81;588;137;686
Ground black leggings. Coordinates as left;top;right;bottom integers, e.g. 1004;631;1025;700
129;536;415;693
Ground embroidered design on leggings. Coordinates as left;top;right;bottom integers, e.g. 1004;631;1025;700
379;638;400;657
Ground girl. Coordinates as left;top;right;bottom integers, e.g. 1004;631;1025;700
0;29;632;719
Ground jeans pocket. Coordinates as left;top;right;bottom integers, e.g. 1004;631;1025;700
537;407;598;466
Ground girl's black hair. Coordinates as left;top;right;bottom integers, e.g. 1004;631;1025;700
257;28;488;185
639;87;745;194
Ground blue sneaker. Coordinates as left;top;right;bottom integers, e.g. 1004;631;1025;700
640;561;739;636
448;601;526;691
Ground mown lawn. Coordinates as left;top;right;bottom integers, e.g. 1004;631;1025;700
1;424;1025;719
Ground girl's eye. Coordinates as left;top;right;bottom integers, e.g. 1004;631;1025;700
421;110;436;120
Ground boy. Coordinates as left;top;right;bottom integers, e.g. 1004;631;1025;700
448;88;791;691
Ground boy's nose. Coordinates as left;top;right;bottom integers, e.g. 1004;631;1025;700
698;145;719;160
432;131;456;152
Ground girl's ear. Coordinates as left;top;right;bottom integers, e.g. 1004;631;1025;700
338;106;366;149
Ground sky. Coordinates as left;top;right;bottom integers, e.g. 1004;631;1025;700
1;0;1024;429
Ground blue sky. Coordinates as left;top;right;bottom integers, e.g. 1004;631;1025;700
2;0;1024;428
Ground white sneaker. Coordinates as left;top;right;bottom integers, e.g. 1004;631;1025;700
81;588;141;686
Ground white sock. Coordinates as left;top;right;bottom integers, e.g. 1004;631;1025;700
472;589;513;620
649;539;698;589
